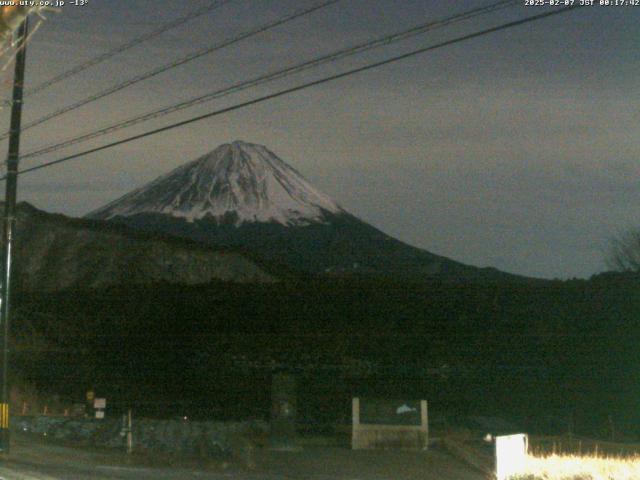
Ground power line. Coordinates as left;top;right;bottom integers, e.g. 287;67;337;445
21;0;520;162
0;0;343;141
8;5;581;179
1;0;233;107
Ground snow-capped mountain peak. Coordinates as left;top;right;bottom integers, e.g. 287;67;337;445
88;141;343;226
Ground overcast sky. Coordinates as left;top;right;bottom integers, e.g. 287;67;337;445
0;0;637;279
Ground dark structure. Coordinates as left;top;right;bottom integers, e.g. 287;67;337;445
270;372;299;450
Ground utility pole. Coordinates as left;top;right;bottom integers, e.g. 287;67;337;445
0;16;29;455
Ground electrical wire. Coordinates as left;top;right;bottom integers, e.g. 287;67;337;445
7;5;581;179
0;0;343;141
0;0;234;107
21;0;521;163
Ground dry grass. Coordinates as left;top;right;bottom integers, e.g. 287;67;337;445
511;452;640;480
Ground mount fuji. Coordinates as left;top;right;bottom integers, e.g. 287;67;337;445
87;141;517;281
89;141;343;227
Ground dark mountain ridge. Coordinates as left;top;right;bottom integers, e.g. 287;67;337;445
13;274;640;435
7;202;277;292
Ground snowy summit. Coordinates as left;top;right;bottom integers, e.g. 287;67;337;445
88;141;343;226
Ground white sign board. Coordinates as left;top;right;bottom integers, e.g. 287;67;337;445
94;398;106;409
95;410;105;419
495;433;528;480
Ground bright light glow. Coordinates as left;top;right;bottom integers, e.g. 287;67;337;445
495;434;528;480
0;6;53;70
518;453;640;480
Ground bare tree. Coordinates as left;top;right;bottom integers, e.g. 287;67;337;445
607;230;640;272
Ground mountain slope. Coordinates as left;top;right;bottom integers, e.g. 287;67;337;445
88;141;523;281
9;202;276;292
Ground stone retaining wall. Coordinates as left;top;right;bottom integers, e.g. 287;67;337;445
13;415;267;456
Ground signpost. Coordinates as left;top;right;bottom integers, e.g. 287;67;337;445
93;398;106;419
352;397;428;450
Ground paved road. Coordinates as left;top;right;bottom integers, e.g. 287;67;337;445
0;434;485;479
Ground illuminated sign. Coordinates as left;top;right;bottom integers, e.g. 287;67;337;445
495;433;528;480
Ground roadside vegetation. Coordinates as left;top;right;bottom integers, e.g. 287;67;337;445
512;452;640;480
